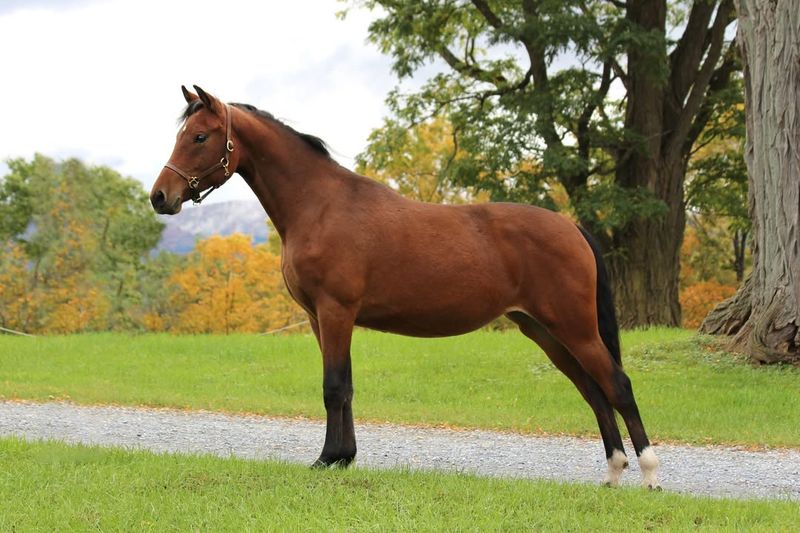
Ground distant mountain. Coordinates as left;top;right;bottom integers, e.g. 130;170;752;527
156;200;269;254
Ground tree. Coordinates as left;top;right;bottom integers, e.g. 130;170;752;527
0;241;35;330
0;199;109;334
345;0;739;327
160;234;306;334
700;0;799;364
135;250;186;332
0;155;164;332
684;78;749;282
357;116;488;203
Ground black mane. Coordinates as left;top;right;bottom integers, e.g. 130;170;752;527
180;100;330;158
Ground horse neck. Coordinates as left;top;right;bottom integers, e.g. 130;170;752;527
233;113;336;239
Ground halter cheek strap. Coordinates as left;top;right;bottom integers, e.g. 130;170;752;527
163;103;235;205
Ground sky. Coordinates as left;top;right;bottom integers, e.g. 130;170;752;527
0;0;398;204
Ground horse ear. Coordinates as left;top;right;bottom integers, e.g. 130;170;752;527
193;85;218;113
181;85;198;104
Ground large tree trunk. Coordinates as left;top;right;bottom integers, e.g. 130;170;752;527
700;0;800;364
610;161;685;327
606;0;684;327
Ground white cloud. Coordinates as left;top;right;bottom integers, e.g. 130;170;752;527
0;0;395;203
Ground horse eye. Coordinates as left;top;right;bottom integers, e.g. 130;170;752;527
194;133;208;144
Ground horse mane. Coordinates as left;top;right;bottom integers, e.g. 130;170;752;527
179;100;330;158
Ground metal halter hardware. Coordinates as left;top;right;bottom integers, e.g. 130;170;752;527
163;103;235;204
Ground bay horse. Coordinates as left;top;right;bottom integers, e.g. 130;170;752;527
150;86;660;489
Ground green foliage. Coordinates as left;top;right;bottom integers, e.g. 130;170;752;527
345;1;674;225
357;116;490;203
135;250;186;328
688;153;748;228
2;329;798;447
684;75;750;283
1;155;162;257
0;160;36;241
686;76;747;229
574;182;669;235
0;154;166;331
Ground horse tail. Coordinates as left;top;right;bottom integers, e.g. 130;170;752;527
577;226;622;367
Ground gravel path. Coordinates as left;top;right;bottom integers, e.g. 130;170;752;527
1;401;797;501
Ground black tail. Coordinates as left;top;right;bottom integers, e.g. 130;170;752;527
578;226;622;366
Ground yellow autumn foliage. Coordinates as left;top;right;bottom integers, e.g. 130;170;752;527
0;242;35;330
0;214;109;334
680;281;737;330
358;117;489;204
147;233;305;334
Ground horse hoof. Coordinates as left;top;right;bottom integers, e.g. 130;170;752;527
311;455;355;469
647;484;663;492
310;458;330;469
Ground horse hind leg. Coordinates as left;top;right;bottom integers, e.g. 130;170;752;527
507;312;629;486
553;327;660;490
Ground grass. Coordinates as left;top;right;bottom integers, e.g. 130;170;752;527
1;437;797;531
1;328;798;447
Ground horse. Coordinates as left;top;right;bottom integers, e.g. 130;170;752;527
150;85;660;489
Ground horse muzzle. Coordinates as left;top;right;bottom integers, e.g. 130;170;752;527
150;189;183;215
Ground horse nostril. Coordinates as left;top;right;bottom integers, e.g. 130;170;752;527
151;190;166;209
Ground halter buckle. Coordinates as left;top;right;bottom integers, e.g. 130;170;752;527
226;140;234;152
187;176;199;189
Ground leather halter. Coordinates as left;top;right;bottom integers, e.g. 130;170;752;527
163;103;234;204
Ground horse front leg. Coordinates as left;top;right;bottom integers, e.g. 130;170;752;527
310;303;357;468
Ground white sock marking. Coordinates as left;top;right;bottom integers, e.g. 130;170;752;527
604;449;628;487
638;446;660;489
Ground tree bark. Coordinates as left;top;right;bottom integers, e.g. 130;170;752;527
610;161;686;327
607;0;686;327
700;0;800;364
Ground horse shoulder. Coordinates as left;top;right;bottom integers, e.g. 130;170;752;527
282;221;367;308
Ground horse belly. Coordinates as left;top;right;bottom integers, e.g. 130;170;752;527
356;255;514;337
355;311;497;337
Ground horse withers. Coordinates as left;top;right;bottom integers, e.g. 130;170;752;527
150;86;660;489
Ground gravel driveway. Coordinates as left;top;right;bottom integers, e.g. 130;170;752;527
1;401;797;501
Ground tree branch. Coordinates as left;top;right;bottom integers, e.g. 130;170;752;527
437;46;508;86
470;0;504;30
576;59;614;169
684;37;740;153
667;0;717;110
611;59;629;90
576;0;628;89
520;0;549;90
665;0;734;160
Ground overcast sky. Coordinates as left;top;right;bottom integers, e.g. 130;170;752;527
0;0;398;203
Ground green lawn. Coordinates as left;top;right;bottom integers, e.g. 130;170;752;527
1;329;798;447
1;437;796;531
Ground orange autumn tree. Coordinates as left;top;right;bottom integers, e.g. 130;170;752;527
0;198;109;334
0;155;163;334
35;214;109;333
0;241;34;330
155;233;305;334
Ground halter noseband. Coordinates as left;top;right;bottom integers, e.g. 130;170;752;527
163;103;234;205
